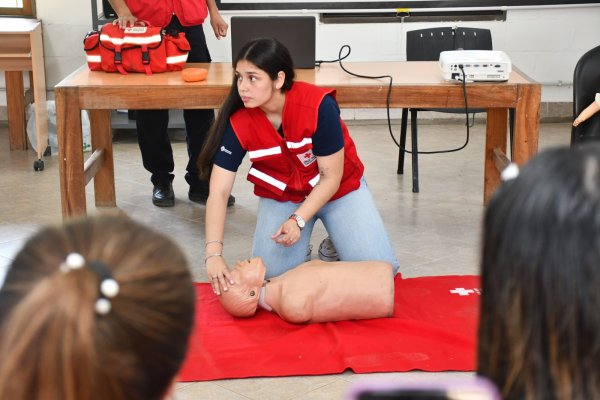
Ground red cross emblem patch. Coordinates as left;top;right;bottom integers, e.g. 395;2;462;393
296;150;316;167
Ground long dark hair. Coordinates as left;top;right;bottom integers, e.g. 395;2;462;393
478;144;600;399
0;215;195;400
197;37;296;179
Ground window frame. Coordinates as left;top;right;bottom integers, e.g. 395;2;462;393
0;0;35;17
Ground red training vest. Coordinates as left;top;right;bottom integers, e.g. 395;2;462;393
124;0;208;28
230;81;364;203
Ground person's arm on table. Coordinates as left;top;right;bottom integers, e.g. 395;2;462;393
206;165;236;295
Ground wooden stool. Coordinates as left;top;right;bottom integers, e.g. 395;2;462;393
0;17;48;170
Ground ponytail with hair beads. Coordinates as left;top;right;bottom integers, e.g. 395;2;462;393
0;215;195;400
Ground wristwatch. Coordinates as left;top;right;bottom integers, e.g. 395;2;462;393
289;213;306;230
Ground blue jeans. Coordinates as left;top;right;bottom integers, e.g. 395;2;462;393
252;177;399;278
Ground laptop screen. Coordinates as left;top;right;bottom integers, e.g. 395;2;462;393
230;16;316;69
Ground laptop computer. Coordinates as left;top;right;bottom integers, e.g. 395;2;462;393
230;16;316;69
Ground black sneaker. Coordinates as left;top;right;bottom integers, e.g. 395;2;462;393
188;186;235;207
318;237;340;262
152;181;174;207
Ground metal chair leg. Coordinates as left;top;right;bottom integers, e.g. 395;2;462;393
411;109;419;193
398;108;408;174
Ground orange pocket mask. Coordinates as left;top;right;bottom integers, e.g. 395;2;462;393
182;68;208;82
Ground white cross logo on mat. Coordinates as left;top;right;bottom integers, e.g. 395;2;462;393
450;288;475;296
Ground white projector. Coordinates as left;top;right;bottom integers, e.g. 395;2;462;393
439;50;512;82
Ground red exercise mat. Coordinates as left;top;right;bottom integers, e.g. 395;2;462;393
179;275;480;381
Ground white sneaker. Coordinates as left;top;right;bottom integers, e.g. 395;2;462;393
318;237;340;262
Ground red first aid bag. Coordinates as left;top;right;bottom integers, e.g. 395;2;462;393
83;23;190;75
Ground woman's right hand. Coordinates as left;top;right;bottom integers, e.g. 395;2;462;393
206;256;234;295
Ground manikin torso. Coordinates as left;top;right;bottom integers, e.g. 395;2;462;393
218;257;395;324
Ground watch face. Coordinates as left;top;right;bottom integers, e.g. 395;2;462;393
291;214;305;229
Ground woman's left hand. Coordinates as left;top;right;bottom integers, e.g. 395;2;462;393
271;219;301;247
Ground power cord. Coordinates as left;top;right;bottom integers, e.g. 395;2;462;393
319;45;472;155
317;45;399;148
314;45;351;67
416;65;470;154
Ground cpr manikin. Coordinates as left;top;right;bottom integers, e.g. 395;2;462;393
217;257;395;324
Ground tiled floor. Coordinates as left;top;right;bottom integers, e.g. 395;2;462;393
0;118;570;399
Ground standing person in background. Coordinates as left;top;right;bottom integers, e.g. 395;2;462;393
0;215;196;400
478;145;600;400
198;38;399;292
108;0;235;208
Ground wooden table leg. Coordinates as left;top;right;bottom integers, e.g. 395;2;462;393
512;84;541;165
56;87;86;219
89;109;116;208
5;71;27;150
30;24;48;159
484;108;508;204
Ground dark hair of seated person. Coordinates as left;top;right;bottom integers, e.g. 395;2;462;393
0;215;195;400
478;144;600;400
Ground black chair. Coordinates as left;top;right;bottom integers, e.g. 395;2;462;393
571;44;600;144
397;27;514;193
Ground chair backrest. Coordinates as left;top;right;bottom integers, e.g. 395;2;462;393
454;27;493;51
571;45;600;144
406;27;492;61
406;27;455;61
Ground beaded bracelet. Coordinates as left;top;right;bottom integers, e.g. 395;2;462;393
205;240;223;247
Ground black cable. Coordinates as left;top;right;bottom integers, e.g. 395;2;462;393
414;65;470;154
314;47;351;67
327;45;472;155
323;45;400;148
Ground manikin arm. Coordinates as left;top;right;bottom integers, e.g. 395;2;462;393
573;93;600;127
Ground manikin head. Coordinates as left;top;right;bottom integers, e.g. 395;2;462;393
218;257;267;317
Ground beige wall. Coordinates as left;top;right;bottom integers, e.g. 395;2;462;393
35;0;92;92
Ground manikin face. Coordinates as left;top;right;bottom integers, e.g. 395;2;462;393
218;257;267;318
235;60;284;111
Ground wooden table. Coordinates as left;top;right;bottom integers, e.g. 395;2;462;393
0;17;47;161
55;62;540;218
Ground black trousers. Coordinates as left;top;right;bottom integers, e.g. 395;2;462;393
136;16;214;188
